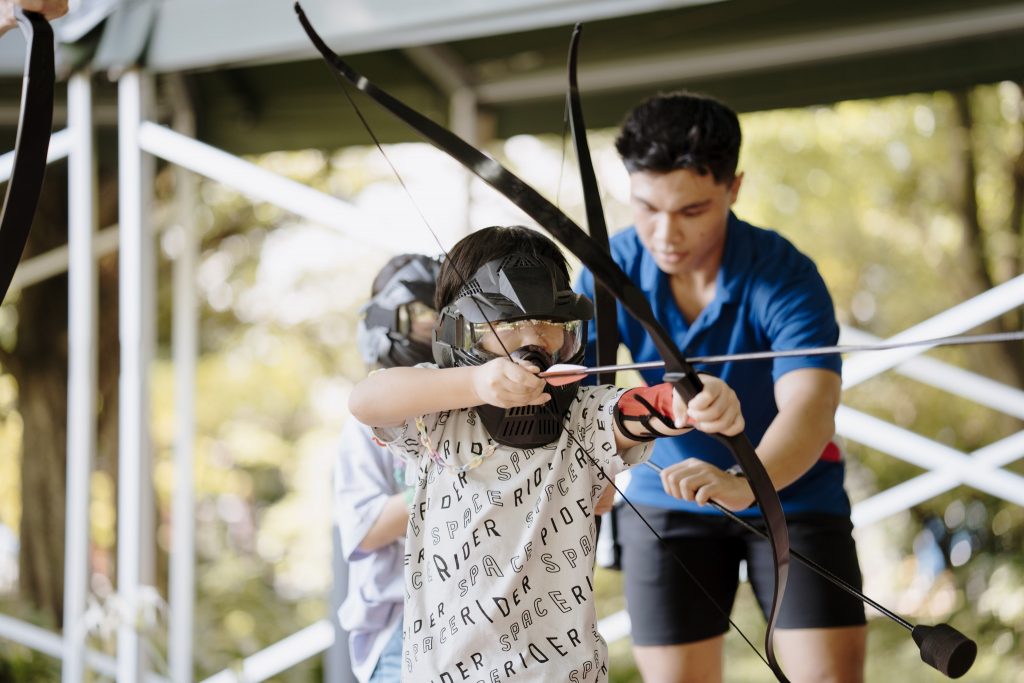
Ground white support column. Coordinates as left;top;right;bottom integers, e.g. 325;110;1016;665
852;430;1024;527
139;76;158;595
0;128;71;181
136;123;390;251
450;86;478;238
116;68;154;683
61;70;98;683
168;75;198;683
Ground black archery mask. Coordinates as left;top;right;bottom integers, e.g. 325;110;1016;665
358;255;441;369
433;252;594;447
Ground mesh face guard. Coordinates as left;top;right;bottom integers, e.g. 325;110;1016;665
358;255;441;368
433;252;594;448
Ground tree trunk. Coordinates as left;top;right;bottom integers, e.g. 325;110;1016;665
1;166;122;626
8;173;71;626
950;88;1024;388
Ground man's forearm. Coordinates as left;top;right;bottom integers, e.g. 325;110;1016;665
755;368;841;490
755;405;836;490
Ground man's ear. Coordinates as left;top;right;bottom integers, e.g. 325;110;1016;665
728;172;744;205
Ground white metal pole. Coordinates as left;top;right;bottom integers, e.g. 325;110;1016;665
61;70;98;683
837;407;1024;506
168;76;198;683
0;127;71;181
450;86;477;238
116;67;151;683
139;74;158;597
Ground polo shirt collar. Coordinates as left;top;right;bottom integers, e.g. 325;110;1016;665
716;211;752;305
647;212;750;347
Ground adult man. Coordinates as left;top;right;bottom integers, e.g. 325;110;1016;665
576;92;866;683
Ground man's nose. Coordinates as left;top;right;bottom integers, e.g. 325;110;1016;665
652;212;674;241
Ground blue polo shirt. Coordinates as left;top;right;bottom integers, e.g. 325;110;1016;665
575;213;850;516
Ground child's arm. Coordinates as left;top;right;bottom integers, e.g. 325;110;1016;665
335;422;410;558
349;358;551;428
356;493;410;552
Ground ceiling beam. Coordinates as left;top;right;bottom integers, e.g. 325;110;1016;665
476;2;1024;103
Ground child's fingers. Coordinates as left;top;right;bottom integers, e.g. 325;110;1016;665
527;393;552;406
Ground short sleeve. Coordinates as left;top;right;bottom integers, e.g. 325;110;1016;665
334;420;405;561
754;254;841;381
568;385;652;477
371;419;421;461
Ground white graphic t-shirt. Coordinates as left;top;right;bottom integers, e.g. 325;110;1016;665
376;384;650;683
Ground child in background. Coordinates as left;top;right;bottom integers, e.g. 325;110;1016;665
349;226;745;683
335;253;440;683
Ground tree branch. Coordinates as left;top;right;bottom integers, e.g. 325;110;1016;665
951;89;996;293
1010;83;1024;279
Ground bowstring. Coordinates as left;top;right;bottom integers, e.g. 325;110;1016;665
325;68;516;360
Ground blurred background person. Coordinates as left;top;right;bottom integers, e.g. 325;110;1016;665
334;253;440;683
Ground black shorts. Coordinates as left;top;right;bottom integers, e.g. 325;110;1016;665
618;504;866;646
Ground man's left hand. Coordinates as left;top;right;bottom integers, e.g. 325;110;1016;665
659;458;755;511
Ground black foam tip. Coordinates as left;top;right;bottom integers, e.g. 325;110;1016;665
912;624;978;679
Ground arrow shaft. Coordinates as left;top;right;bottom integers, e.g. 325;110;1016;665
540;330;1024;379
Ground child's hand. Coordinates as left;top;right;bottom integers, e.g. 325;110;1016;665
659;459;755;511
673;374;744;435
472;358;551;408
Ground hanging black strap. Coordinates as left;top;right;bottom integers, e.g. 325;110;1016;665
0;10;55;304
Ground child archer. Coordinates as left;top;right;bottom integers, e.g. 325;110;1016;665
348;225;744;683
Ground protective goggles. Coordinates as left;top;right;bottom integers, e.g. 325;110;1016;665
396;300;437;341
460;318;583;362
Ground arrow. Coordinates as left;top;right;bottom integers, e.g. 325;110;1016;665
539;330;1024;385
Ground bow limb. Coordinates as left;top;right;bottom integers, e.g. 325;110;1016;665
295;6;790;680
0;9;55;304
566;24;618;387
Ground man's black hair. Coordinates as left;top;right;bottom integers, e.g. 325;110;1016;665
434;226;569;311
615;91;741;183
